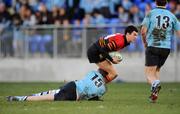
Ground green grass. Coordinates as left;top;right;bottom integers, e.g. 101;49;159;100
0;82;180;114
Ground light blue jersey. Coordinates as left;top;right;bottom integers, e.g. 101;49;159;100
141;7;180;49
75;71;106;100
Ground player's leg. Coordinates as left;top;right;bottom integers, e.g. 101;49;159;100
145;47;161;102
145;66;161;92
7;83;74;102
145;66;158;85
7;89;60;101
7;94;55;101
26;94;54;101
87;44;118;83
96;60;118;83
152;48;170;93
54;81;77;101
31;89;60;96
7;90;58;101
145;47;170;102
7;81;76;102
149;48;170;102
7;96;28;101
156;67;160;80
152;67;161;91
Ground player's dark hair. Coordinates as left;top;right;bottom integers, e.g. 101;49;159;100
155;0;167;6
124;25;138;35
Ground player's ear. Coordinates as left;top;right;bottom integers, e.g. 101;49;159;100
126;32;130;36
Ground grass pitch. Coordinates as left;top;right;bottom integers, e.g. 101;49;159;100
0;82;180;114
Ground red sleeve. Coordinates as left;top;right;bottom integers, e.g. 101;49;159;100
106;33;125;51
96;33;126;62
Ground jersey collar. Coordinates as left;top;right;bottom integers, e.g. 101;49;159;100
156;6;166;9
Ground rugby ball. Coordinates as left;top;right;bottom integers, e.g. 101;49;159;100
109;51;123;62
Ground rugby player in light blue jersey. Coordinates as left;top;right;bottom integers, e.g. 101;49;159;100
141;0;180;103
7;69;108;101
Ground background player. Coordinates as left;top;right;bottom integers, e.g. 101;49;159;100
141;0;180;102
7;69;108;101
87;25;138;83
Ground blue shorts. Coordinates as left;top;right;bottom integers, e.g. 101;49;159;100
54;81;77;101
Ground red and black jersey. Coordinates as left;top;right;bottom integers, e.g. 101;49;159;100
96;33;130;51
94;33;130;62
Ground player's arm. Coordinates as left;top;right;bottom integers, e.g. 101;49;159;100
98;37;113;62
141;26;148;48
100;47;113;62
99;46;119;64
141;12;151;48
99;46;113;62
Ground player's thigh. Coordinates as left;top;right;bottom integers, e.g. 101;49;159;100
96;60;117;74
87;45;105;63
145;47;159;67
158;48;170;68
54;81;76;101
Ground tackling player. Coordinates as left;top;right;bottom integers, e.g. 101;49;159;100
7;69;108;101
141;0;180;102
87;25;138;83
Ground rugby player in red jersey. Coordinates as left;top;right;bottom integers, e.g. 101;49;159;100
87;25;138;83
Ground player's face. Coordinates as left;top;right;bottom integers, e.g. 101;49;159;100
127;31;138;42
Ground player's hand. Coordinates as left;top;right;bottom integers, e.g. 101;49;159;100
112;57;120;64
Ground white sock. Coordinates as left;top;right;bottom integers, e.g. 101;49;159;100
32;89;60;96
15;96;27;101
151;80;160;91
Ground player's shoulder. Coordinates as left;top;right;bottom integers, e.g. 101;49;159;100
114;33;124;38
103;33;123;40
115;33;123;35
151;8;174;16
163;9;175;17
149;8;176;19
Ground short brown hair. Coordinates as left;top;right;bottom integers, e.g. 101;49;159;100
155;0;167;6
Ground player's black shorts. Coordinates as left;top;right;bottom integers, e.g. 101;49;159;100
145;46;170;68
87;44;106;63
54;81;77;101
